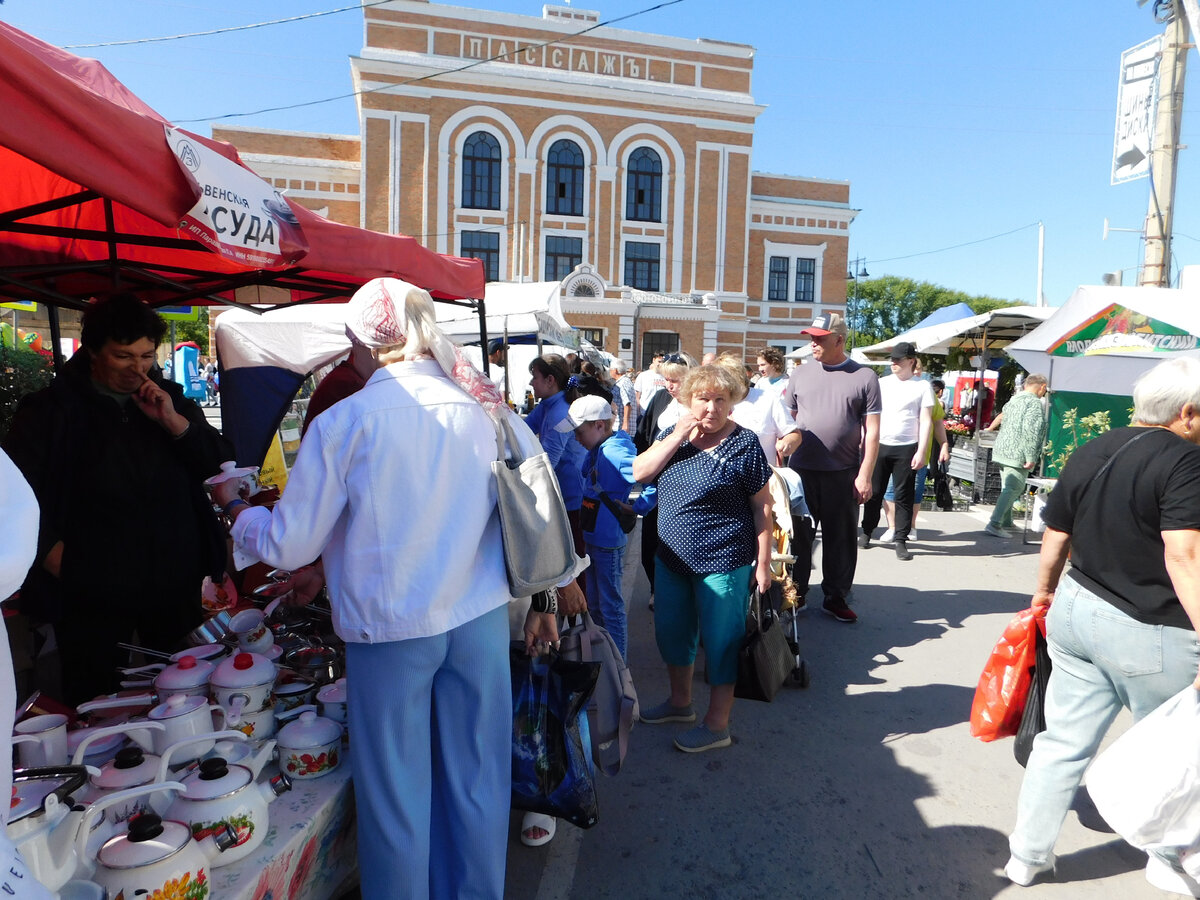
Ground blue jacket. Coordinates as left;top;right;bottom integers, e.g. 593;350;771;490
579;430;655;549
524;392;585;511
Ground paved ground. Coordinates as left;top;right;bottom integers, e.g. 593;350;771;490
504;507;1175;900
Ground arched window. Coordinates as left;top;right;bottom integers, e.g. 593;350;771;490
462;131;501;210
546;139;584;216
625;146;662;222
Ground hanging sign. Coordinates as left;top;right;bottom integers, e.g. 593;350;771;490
1111;35;1162;185
165;125;308;269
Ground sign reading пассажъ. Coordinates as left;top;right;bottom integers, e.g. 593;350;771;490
165;125;308;269
1048;303;1197;357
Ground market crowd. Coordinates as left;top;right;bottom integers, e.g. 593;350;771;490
5;288;1197;898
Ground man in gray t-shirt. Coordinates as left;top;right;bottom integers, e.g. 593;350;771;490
782;313;881;623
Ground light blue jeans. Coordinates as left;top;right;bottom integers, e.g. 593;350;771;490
1009;575;1200;867
989;464;1028;530
584;542;627;661
347;604;511;899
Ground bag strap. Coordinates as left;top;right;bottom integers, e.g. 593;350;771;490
493;414;526;467
564;612;636;778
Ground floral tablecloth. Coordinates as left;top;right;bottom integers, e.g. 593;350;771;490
209;750;356;900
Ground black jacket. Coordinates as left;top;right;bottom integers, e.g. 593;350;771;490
3;352;233;622
634;389;675;454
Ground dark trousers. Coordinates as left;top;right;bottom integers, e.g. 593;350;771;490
861;442;918;541
640;506;659;592
56;588;202;707
789;467;859;604
568;508;588;599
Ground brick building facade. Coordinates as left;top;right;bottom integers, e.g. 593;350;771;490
214;0;857;366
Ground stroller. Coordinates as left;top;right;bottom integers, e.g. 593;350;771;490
764;467;810;688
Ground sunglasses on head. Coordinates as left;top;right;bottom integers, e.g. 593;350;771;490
662;353;685;364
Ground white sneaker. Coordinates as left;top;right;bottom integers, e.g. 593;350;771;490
910;527;919;541
1004;854;1055;886
985;523;1011;539
880;529;895;542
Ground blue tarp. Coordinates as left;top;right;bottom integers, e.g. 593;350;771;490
911;302;975;330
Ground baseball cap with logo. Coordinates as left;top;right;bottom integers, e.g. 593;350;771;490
555;394;614;432
800;312;848;338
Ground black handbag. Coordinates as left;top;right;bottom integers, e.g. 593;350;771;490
1014;624;1052;767
935;461;954;511
734;589;795;703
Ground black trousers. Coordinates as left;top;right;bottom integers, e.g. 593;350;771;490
640;506;659;592
789;467;859;604
861;442;918;541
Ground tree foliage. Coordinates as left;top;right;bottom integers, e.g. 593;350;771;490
173;309;211;354
0;345;53;440
845;275;1015;349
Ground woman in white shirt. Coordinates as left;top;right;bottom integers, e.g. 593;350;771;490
215;278;559;900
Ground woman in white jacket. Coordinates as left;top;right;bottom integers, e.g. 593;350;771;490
215;279;560;899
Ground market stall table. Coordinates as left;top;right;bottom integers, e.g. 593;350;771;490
209;752;356;899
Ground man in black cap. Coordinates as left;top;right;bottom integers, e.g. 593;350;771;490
859;340;934;560
781;312;881;623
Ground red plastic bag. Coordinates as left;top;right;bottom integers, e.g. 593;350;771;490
969;606;1048;742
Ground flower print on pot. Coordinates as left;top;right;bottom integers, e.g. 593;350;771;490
276;711;341;780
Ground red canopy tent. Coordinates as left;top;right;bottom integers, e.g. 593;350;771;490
0;21;485;316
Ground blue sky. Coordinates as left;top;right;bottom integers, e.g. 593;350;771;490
3;0;1193;306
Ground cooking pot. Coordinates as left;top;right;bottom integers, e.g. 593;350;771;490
282;646;341;686
210;652;277;719
121;654;215;698
143;694;228;759
226;703;277;741
316;677;348;725
276;710;342;780
185;609;235;647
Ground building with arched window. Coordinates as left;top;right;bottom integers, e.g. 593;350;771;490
214;1;857;366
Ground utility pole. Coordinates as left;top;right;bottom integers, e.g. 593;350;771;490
1140;8;1189;286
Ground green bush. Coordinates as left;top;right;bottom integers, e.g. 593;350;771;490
0;345;54;441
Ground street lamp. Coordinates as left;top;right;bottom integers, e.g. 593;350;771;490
847;256;869;347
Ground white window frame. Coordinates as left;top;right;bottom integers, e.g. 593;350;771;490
762;239;825;306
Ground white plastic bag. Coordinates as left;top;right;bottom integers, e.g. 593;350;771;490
1088;686;1200;881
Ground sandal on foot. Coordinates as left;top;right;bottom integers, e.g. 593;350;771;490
520;812;556;847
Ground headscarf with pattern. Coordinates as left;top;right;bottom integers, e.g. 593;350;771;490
345;277;506;418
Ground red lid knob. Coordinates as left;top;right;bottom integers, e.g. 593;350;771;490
233;652;254;670
177;655;197;669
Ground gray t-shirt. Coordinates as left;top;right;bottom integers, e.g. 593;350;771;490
783;358;882;471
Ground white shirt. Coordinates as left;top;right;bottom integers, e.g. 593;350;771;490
232;359;541;644
878;374;934;446
634;369;665;411
656;399;685;433
730;386;798;463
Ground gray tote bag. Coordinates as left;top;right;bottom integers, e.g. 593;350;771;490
492;414;578;596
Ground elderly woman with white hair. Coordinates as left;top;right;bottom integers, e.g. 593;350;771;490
1004;356;1200;889
214;278;564;899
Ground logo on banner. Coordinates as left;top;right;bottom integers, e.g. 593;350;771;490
1049;303;1196;356
165;125;308;269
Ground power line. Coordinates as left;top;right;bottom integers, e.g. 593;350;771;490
175;0;688;124
866;222;1042;266
62;1;395;49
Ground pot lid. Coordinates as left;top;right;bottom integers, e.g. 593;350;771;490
9;769;89;826
67;727;126;759
180;758;251;800
316;678;347;704
171;644;226;664
148;694;208;721
155;656;215;691
99;814;191;868
277;710;341;749
212;652;276;688
94;747;158;790
203;461;259;487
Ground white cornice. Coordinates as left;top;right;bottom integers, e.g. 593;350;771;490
352;53;763;118
368;1;755;60
750;198;859;223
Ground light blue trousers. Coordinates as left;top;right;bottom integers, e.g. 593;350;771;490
1009;576;1200;867
347;604;511;900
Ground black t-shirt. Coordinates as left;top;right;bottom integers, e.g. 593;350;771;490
1044;426;1200;628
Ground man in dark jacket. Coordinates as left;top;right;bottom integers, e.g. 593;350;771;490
3;295;232;705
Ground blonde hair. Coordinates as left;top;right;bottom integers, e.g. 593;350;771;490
658;351;697;382
373;288;456;372
681;364;746;404
714;352;751;399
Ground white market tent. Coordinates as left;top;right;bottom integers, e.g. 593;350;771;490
857;306;1056;360
1005;284;1200;395
433;281;576;349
